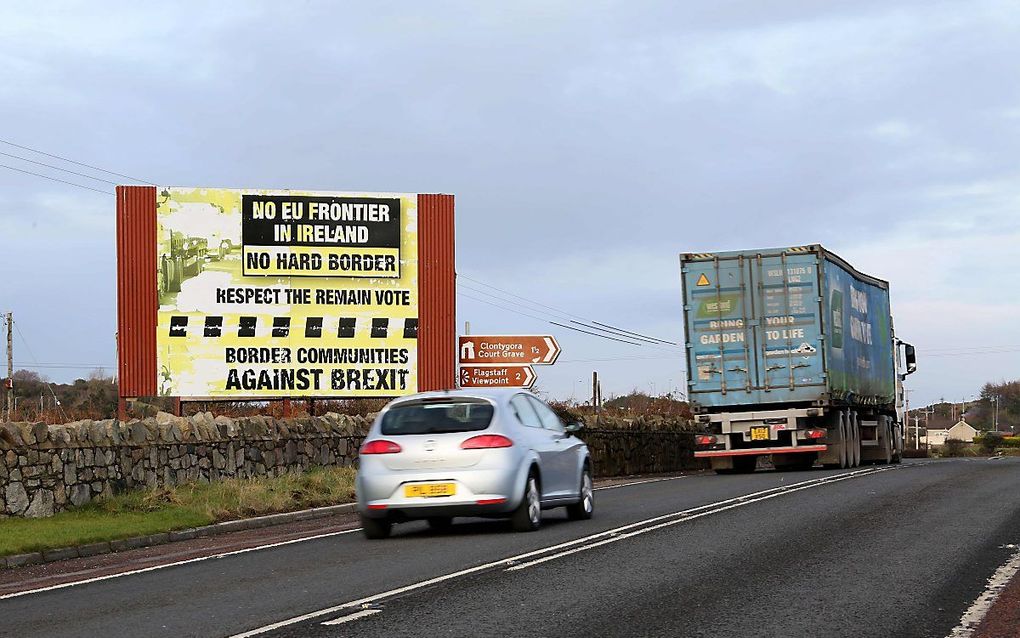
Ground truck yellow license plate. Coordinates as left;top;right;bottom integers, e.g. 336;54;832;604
404;483;456;498
750;426;770;441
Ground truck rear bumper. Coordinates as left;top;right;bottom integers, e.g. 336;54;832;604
695;445;827;458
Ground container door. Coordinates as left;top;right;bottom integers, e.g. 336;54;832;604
749;251;826;398
684;256;757;403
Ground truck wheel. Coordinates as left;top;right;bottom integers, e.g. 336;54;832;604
851;414;862;468
839;413;850;469
822;412;846;469
879;417;893;464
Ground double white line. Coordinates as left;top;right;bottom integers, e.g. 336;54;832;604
230;465;897;637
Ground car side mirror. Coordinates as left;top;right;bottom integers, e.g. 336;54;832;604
565;421;585;433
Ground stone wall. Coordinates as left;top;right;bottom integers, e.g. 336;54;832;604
0;412;703;519
0;412;369;518
581;429;704;477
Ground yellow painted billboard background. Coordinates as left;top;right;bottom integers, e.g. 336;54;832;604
155;187;419;398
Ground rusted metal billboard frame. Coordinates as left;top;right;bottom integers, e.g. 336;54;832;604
115;186;456;418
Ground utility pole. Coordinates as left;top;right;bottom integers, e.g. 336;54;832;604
993;395;999;432
592;371;599;427
904;388;911;449
5;312;12;423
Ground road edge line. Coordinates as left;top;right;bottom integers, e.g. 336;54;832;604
946;545;1020;638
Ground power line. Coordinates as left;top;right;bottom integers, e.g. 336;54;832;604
458;274;681;347
458;291;645;346
590;320;678;346
0;150;119;185
457;280;682;352
0;162;113;195
0;138;153;184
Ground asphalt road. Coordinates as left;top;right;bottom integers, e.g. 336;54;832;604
3;458;1019;638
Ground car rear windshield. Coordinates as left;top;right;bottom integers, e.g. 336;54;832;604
380;400;494;435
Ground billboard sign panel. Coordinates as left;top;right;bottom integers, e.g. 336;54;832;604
155;187;419;398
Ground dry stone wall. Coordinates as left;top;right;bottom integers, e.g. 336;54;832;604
0;411;702;519
0;412;369;518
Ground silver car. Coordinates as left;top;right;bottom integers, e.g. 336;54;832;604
355;389;593;539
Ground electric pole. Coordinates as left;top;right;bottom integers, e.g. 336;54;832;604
5;312;12;423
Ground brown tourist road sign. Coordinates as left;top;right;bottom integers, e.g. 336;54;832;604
458;335;561;365
459;364;536;389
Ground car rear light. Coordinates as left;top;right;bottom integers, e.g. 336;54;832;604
804;429;826;440
360;439;402;454
695;435;718;446
460;434;514;449
476;498;507;505
367;504;387;510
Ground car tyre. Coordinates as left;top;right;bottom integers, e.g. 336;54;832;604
511;473;542;532
360;514;392;540
566;467;594;521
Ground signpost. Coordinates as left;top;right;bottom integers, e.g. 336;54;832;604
458;335;560;365
458;335;560;389
460;365;536;389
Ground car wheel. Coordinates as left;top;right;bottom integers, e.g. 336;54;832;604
566;467;594;521
427;517;454;532
360;514;392;540
511;473;541;532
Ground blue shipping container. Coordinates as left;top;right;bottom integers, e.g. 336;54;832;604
681;245;896;411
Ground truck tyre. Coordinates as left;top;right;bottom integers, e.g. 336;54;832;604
839;413;850;469
851;413;862;468
879;417;893;464
822;412;847;469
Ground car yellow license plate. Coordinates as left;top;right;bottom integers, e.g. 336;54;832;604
750;426;770;441
404;483;456;498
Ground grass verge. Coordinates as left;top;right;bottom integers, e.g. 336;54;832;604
0;466;356;557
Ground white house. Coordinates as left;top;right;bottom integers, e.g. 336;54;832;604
923;420;979;446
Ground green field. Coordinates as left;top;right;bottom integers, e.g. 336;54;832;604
0;467;357;557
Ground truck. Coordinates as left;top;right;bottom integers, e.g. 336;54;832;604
680;245;916;473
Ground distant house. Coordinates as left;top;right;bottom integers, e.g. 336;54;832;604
923;420;979;446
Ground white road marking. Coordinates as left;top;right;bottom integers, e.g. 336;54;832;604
0;529;361;601
0;473;683;601
594;475;690;491
946;545;1020;638
321;608;381;625
227;466;896;637
506;467;896;571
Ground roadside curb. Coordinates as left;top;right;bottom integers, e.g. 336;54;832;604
1;503;358;571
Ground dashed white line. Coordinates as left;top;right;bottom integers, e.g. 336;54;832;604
946;544;1020;638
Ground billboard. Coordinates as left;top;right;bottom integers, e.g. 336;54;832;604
155;187;419;398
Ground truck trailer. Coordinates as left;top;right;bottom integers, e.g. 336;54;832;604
680;245;916;473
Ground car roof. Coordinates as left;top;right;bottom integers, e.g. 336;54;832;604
387;388;532;406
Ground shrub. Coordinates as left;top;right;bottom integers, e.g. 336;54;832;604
940;438;972;457
977;432;1004;454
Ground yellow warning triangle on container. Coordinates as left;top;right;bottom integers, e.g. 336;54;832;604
696;274;711;286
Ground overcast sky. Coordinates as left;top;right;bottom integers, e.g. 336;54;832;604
0;1;1017;407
